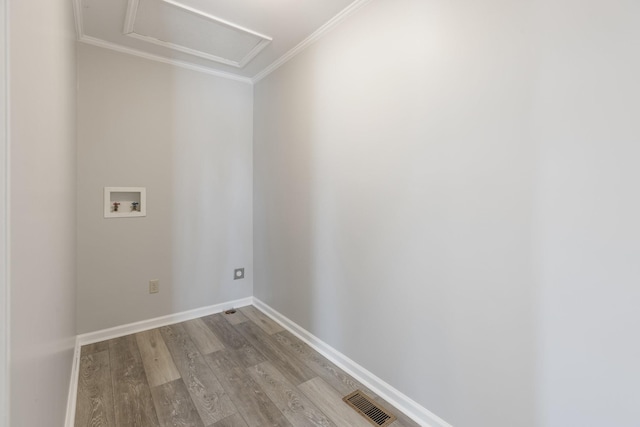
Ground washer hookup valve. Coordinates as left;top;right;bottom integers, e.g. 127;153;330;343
112;202;121;212
131;202;139;212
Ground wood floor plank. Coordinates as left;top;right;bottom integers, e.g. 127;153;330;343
239;306;284;335
221;309;250;325
81;340;109;357
109;335;160;427
200;314;249;349
151;379;204;427
183;318;225;355
135;329;181;387
77;316;418;427
272;331;360;396
298;377;372;427
234;321;316;386
75;350;115;427
201;314;266;368
273;331;419;427
204;349;292;427
160;324;237;425
213;413;249;427
248;361;336;427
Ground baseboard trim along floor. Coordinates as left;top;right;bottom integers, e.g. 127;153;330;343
64;296;253;427
252;298;452;427
64;296;451;427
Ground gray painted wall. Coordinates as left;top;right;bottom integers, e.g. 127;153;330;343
254;0;640;426
8;0;77;425
77;45;254;333
532;0;640;425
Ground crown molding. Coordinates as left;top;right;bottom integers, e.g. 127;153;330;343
251;0;374;83
71;0;374;86
78;35;253;84
72;0;252;84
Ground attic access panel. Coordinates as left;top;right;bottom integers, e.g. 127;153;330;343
124;0;272;68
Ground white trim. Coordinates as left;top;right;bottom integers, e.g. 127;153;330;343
124;32;255;68
252;298;453;427
78;35;253;84
161;0;271;42
77;297;252;346
64;297;253;426
123;0;271;68
238;38;272;70
63;337;81;427
122;0;139;35
71;0;83;39
72;0;375;84
251;0;374;83
64;296;450;427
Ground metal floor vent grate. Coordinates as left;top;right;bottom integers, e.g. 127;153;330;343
343;390;397;427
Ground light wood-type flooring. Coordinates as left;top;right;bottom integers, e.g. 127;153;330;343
75;305;420;427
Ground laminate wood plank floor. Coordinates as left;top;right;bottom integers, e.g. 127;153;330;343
247;361;335;427
238;306;284;335
221;309;250;325
151;379;204;427
183;318;226;355
234;321;317;386
75;350;115;427
75;305;421;427
108;335;160;427
160;324;236;425
201;314;266;368
136;329;181;388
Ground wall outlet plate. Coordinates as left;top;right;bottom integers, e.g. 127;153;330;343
149;279;159;293
234;268;244;280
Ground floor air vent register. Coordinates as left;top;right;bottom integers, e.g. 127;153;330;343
343;390;397;427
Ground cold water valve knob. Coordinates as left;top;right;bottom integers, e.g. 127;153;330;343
131;202;139;212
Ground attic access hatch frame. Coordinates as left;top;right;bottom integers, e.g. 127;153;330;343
122;0;272;68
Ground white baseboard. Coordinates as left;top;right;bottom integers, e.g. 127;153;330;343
64;296;253;427
64;337;81;427
252;298;452;427
76;296;253;346
65;296;450;427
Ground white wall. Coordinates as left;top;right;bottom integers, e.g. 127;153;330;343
533;0;640;425
254;0;640;426
77;44;254;333
254;1;536;425
8;0;77;425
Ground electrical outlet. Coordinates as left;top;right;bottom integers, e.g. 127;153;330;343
149;279;159;294
234;268;245;280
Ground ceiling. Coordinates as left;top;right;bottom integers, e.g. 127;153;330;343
73;0;370;83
